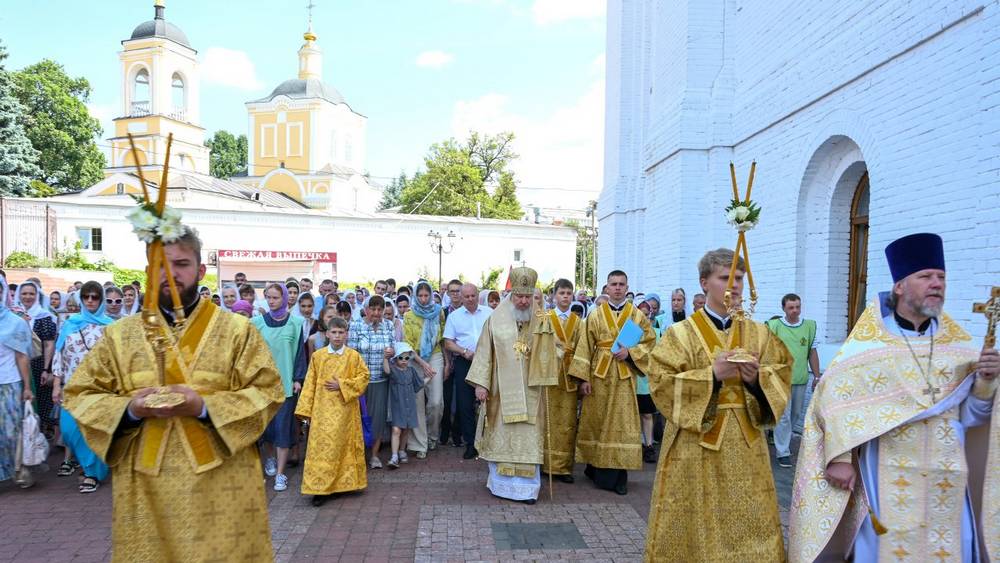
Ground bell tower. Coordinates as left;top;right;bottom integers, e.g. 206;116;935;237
109;1;209;174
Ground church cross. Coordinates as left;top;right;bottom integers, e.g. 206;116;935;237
973;286;1000;348
306;1;316;26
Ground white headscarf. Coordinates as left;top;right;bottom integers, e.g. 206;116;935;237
16;280;56;324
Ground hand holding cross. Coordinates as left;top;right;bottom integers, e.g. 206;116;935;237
973;286;1000;380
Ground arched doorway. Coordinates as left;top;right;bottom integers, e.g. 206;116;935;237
795;135;868;341
847;173;869;330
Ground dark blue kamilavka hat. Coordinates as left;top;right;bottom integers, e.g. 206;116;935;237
884;233;945;283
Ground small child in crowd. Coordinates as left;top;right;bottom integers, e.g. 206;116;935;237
382;342;428;469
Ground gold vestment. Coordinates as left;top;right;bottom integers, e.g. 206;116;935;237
642;309;791;562
64;300;284;562
295;347;370;495
568;302;655;470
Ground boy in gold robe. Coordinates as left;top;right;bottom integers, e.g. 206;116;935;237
64;231;285;562
296;316;370;506
542;278;582;482
642;248;791;561
569;269;656;495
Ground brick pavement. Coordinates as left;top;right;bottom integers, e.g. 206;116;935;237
0;438;799;562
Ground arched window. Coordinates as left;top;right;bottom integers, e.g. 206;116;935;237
847;172;870;330
171;73;185;118
132;68;150;115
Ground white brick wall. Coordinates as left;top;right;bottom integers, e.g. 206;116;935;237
601;0;1000;343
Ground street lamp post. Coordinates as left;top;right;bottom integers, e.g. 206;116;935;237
427;229;457;289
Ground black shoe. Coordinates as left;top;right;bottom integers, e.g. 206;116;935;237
777;456;792;468
452;439;465;448
311;495;327;507
554;474;574;484
287;458;300;468
521;498;536;505
614;482;628;496
462;446;478;460
643;445;657;464
583;464;595;481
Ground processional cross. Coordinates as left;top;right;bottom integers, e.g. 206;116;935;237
973;286;1000;349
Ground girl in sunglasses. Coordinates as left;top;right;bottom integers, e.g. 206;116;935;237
383;342;429;469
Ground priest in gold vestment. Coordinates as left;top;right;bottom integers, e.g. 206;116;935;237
642;249;791;561
466;267;558;504
569;269;655;495
64;231;284;562
789;233;998;563
542;278;582;482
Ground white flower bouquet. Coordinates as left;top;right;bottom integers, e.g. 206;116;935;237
724;198;761;232
127;196;188;244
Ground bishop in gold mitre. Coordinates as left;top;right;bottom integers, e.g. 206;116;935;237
640;249;791;562
63;227;284;562
789;233;999;563
466;266;559;504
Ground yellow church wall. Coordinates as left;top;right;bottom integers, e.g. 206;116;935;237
251;110;311;176
96;179;144;196
261;171;303;201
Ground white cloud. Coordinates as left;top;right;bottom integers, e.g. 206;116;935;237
451;78;605;209
200;47;263;91
415;50;455;70
531;0;605;25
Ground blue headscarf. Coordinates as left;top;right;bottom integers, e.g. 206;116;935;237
55;284;113;352
0;276;34;356
410;280;442;361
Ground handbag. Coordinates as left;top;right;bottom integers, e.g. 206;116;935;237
359;395;374;448
30;331;42;359
21;401;50;466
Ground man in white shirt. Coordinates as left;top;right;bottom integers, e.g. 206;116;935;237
443;282;492;459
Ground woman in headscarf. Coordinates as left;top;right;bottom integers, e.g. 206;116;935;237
253;283;306;493
198;285;211;301
50;280;113;492
487;291;500;310
48;290;67;319
0;276;34;485
16;281;59;437
383;298;405;342
478;290;491;308
347;295;396;468
401;281;445;458
121;284;141;317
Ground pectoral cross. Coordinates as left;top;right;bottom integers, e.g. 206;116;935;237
973;286;1000;348
923;382;941;403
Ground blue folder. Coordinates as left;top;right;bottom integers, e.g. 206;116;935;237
611;319;644;353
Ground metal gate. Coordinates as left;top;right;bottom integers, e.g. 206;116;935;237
0;198;56;264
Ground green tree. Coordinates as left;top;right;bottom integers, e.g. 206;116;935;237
567;219;595;293
205;130;248;178
11;59;105;191
398;132;523;220
378;171;406;210
0;41;41;196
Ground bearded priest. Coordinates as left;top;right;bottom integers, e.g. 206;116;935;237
789;233;999;563
466;266;559;504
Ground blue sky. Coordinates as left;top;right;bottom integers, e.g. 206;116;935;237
2;0;606;211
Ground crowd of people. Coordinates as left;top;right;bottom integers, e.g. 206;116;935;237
1;228;998;562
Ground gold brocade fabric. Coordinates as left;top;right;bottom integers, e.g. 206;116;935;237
467;300;557;466
569;302;655;470
295;347;370;495
63;300;284;563
642;312;791;562
543;310;581;476
986;389;1000;561
787;301;981;563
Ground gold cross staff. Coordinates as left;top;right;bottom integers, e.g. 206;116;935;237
973;286;1000;348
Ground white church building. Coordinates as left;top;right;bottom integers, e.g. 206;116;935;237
599;0;999;345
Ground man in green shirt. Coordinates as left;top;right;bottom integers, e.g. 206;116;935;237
765;293;821;468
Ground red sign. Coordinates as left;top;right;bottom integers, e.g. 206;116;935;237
217;249;337;263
